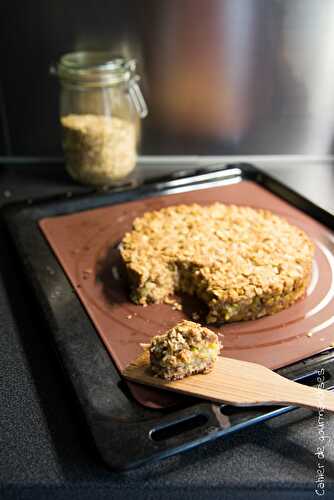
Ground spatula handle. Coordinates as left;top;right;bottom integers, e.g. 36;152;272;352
276;381;334;412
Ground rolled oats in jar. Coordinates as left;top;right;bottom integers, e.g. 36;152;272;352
52;52;147;186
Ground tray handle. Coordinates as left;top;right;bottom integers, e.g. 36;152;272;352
92;402;230;470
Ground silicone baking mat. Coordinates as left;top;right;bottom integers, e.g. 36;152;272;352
39;180;334;408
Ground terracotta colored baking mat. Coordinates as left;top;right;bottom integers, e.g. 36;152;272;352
39;180;334;408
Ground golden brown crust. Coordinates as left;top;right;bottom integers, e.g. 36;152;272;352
120;203;314;323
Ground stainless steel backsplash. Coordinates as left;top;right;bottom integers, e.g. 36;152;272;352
1;0;334;156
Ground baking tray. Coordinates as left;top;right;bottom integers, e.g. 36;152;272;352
2;162;334;470
39;177;334;409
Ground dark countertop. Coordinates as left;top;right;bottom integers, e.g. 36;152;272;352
0;158;334;500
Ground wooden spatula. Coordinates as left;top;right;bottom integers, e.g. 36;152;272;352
123;352;334;411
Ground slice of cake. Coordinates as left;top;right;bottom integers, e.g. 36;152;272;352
149;320;220;381
120;203;314;323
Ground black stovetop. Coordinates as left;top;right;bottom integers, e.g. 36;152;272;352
0;157;333;500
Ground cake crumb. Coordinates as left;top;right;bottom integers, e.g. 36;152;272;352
164;297;175;305
127;314;133;319
164;297;182;310
307;332;313;337
192;312;200;321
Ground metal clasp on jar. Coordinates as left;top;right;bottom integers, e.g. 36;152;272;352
125;60;148;119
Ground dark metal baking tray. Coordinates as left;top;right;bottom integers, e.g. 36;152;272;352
2;162;334;470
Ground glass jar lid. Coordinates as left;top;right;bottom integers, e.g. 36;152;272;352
52;51;148;117
54;51;138;87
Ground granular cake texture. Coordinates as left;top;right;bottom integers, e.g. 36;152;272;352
120;203;314;323
149;320;220;380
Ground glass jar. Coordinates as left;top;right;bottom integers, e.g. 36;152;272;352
53;52;147;186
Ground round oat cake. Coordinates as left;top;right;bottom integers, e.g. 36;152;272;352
120;203;314;323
